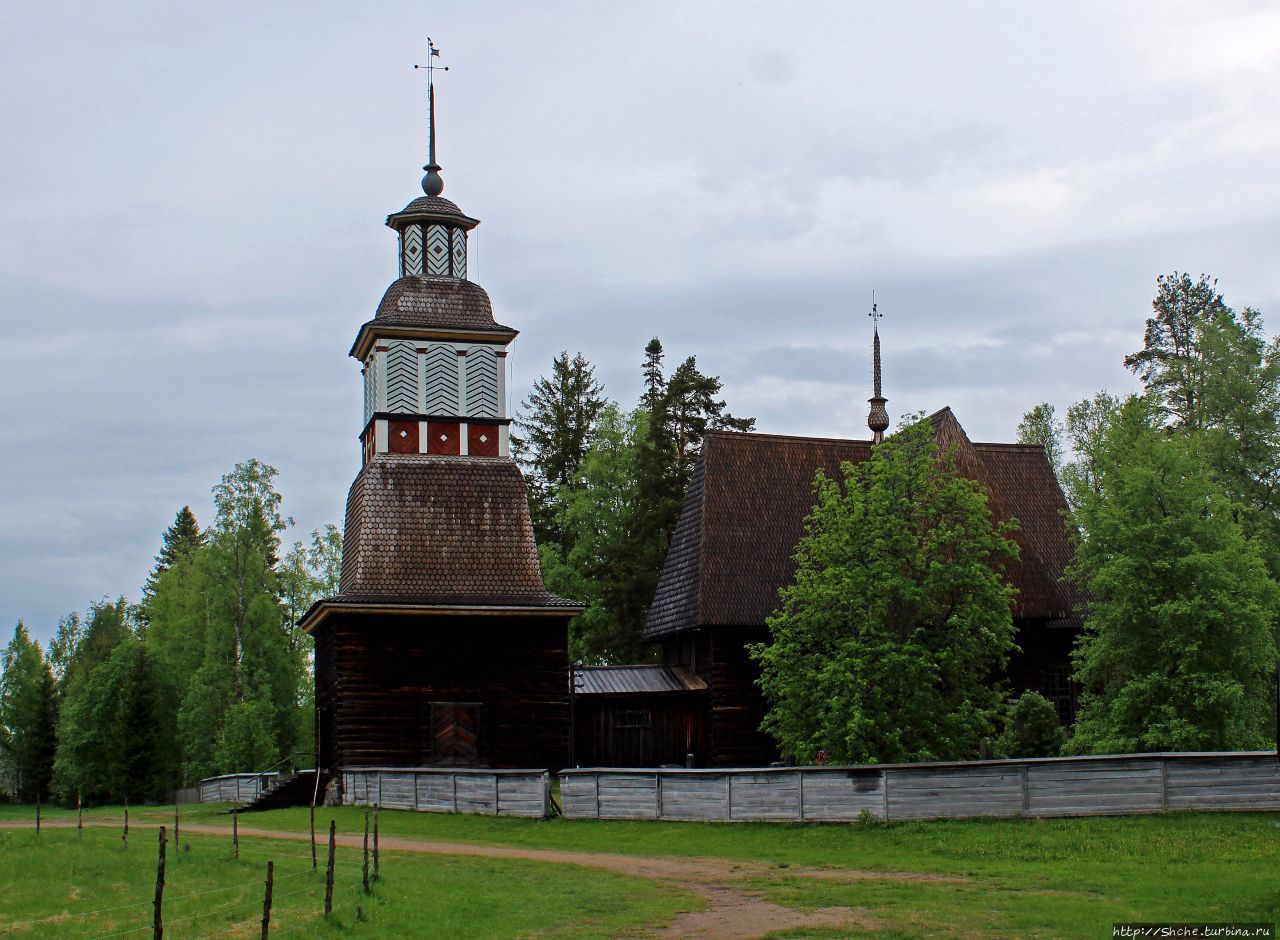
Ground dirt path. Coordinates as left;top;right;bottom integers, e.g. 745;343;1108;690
3;819;957;938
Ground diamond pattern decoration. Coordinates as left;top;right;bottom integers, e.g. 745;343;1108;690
451;228;467;278
426;224;450;276
401;224;424;276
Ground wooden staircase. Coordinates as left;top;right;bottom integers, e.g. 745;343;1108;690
239;770;329;812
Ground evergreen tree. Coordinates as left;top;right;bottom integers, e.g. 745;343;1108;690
664;354;756;481
514;352;607;546
1067;397;1279;753
540;406;655;662
142;506;204;604
632;339;756;635
751;418;1019;764
0;624;58;801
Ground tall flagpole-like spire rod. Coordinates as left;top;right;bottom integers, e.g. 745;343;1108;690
867;291;890;445
414;38;449;196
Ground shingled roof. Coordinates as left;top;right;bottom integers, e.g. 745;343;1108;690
644;408;1079;639
349;276;517;356
305;455;579;626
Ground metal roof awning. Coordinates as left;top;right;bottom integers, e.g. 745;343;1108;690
576;665;707;696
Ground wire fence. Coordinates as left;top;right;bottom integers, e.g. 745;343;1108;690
0;817;377;939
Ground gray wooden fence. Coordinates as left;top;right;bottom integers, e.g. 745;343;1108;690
342;767;551;818
560;752;1280;822
199;772;276;804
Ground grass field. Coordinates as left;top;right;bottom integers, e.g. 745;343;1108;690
0;821;696;938
1;802;1277;937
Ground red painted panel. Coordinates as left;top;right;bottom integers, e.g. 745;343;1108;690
427;421;461;455
388;420;418;454
468;422;499;457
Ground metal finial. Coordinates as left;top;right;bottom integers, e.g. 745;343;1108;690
414;38;449;196
867;292;889;444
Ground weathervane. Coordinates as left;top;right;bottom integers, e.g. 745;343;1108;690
867;291;890;444
413;38;449;196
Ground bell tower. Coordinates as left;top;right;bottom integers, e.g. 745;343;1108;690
350;40;515;465
305;42;581;779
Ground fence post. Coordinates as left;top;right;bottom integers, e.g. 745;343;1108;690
77;793;83;842
310;803;317;870
123;798;129;846
373;804;380;882
233;803;239;859
362;810;370;895
324;820;336;917
260;860;274;939
153;825;166;940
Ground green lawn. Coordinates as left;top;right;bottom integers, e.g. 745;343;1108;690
0;825;697;938
3;802;1278;937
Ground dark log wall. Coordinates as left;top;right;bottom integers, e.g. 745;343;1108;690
705;627;777;767
315;612;571;771
1007;621;1080;725
574;695;705;768
315;620;338;773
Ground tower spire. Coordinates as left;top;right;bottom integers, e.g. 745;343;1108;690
867;292;890;445
414;38;449;196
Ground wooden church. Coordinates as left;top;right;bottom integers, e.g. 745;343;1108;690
580;319;1084;768
305;61;1081;779
301;66;581;780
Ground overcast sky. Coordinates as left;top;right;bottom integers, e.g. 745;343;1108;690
2;1;1278;645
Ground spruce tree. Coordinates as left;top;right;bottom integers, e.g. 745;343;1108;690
142;506;204;603
513;351;607;546
0;624;58;801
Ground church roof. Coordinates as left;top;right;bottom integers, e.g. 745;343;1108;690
385;195;479;229
312;455;579;622
348;276;517;357
644;408;1080;639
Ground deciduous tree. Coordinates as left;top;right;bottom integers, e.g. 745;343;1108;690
1066;397;1279;753
752;419;1019;764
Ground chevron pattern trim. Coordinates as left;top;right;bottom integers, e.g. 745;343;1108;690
401;224;424;276
451;228;467;278
384;341;419;414
363;356;377;422
424;344;459;414
426;224;450;276
465;345;500;418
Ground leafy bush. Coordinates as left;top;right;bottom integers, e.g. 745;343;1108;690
996;691;1066;758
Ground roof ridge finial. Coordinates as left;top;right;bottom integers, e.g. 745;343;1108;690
414;38;449;196
867;291;890;445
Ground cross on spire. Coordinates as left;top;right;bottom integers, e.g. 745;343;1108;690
414;38;450;196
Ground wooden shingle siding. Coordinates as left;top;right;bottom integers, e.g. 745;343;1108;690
560;754;1280;822
341;768;550;818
